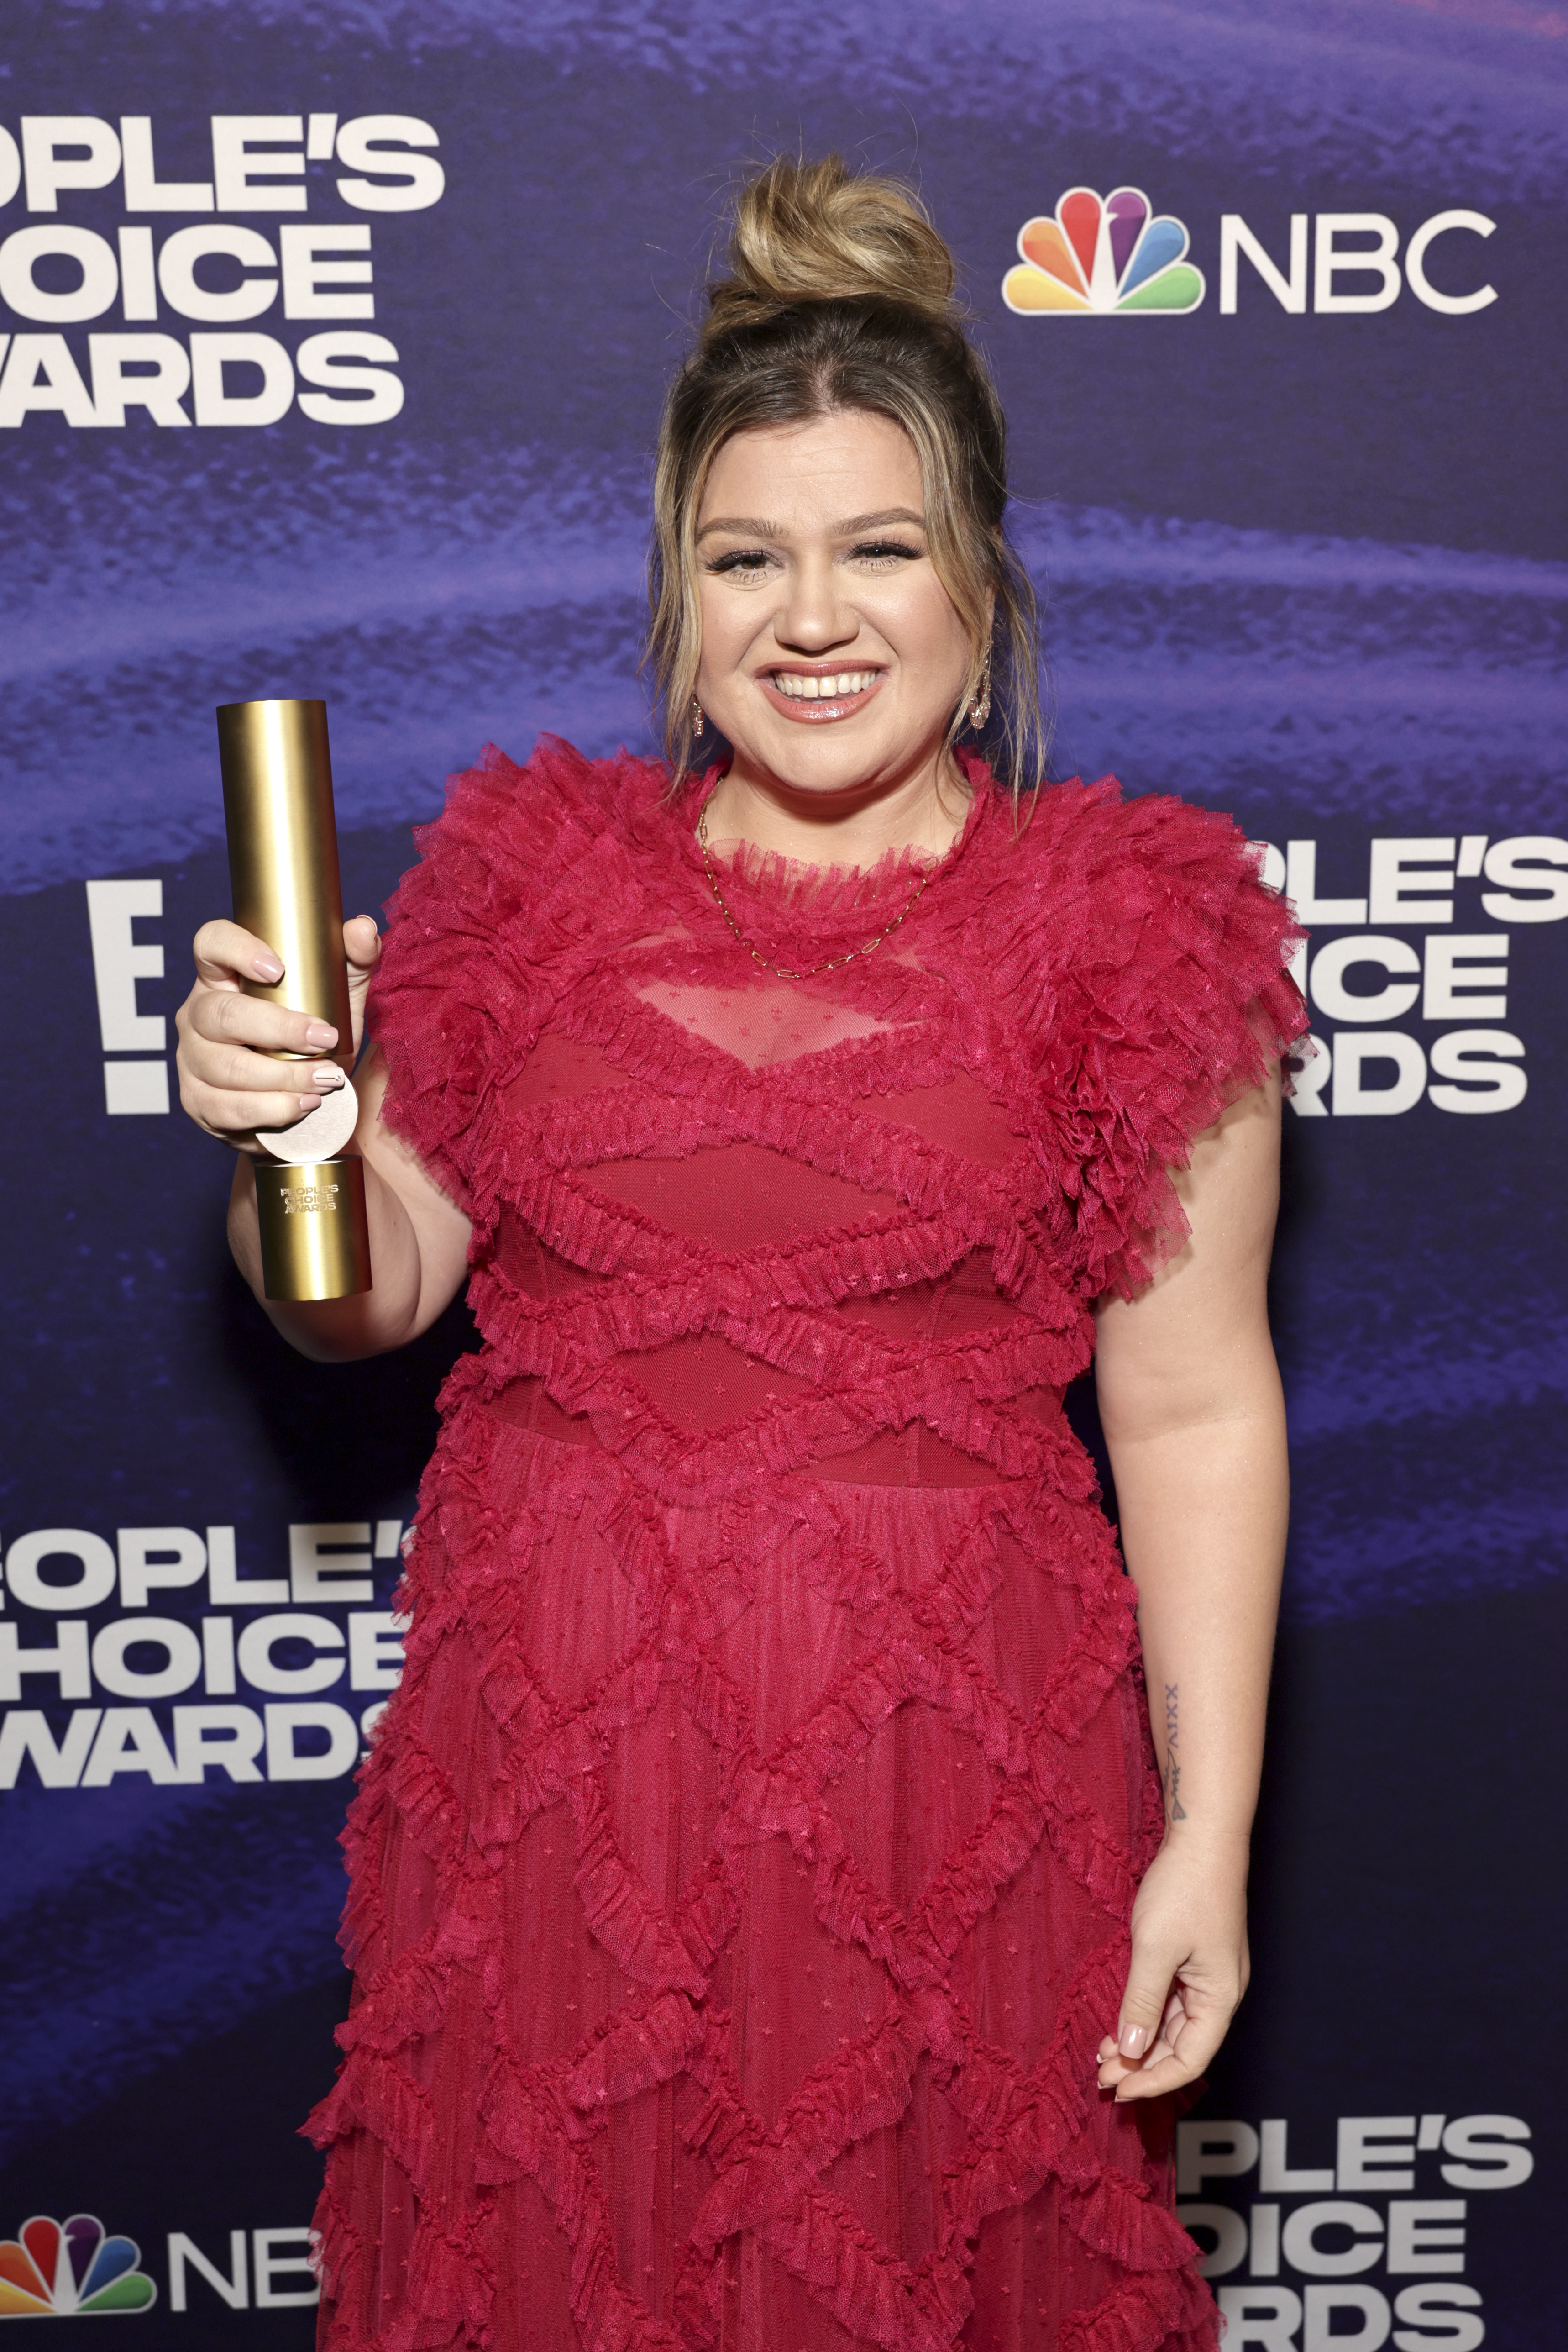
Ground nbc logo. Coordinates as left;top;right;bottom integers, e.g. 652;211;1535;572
0;2217;156;2317
1003;186;1205;315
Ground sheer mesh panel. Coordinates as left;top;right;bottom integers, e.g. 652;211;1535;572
632;974;899;1071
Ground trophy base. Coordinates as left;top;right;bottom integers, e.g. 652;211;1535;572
255;1155;372;1301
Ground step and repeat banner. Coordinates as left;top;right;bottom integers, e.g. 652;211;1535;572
1;1;1562;2346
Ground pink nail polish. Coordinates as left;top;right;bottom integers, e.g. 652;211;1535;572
312;1065;345;1091
254;952;284;981
1118;2023;1151;2059
304;1020;337;1050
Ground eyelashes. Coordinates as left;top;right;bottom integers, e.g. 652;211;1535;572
703;540;924;578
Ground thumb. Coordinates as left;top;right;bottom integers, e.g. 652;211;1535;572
343;916;381;1058
1117;1944;1177;2061
344;914;382;973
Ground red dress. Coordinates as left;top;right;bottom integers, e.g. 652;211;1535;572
307;741;1305;2352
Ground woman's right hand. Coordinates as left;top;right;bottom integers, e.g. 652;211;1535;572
175;915;380;1153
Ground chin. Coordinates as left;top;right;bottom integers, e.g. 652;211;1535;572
742;725;910;797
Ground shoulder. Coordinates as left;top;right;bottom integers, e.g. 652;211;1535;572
1001;773;1269;929
389;734;669;933
366;738;668;1200
973;772;1296;991
370;734;669;1054
977;776;1305;1296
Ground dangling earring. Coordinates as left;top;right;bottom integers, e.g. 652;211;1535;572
967;652;992;730
691;696;706;741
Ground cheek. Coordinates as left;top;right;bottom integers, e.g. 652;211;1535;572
881;583;970;685
696;587;752;684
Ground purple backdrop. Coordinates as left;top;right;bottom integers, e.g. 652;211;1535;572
1;2;1562;2345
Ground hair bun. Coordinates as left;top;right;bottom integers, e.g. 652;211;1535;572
706;154;958;339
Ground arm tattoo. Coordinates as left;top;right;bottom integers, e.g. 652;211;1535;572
1163;1682;1187;1821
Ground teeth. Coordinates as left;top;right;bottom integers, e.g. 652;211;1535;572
773;671;876;700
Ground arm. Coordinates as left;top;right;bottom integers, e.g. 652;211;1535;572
176;916;472;1362
1090;1069;1288;2101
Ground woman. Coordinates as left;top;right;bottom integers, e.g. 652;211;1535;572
177;156;1304;2352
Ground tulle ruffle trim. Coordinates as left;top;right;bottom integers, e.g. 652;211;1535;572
368;737;1305;1307
307;1423;1215;2352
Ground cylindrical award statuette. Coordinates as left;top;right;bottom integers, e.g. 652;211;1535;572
217;697;372;1301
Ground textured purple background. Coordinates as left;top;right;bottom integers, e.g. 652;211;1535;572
1;0;1562;2342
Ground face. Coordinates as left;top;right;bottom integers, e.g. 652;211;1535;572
693;410;976;805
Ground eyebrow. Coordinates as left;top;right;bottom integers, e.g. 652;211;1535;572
695;507;928;542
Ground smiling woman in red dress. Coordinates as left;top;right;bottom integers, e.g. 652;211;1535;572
175;155;1306;2352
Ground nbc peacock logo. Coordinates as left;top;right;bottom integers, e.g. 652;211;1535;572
0;2217;157;2318
1003;186;1206;315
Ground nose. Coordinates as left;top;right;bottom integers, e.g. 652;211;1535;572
774;550;859;656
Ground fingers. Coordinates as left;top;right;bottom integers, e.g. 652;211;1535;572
1098;1989;1183;2088
180;912;374;1151
184;1084;324;1142
1097;1975;1239;2101
177;977;346;1148
1114;1945;1177;2066
1104;2000;1230;2102
183;982;339;1061
188;1042;346;1109
193;918;286;988
179;1056;346;1140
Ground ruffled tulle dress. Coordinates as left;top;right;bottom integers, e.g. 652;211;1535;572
306;740;1306;2352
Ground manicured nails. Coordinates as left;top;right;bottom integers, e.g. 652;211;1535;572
1118;2022;1152;2059
304;1020;338;1050
312;1064;346;1091
253;949;284;980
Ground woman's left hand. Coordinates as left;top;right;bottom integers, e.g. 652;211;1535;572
1096;1830;1251;2102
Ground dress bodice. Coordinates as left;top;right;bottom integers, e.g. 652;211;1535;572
370;738;1304;1504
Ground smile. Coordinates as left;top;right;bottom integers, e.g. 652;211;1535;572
760;668;884;721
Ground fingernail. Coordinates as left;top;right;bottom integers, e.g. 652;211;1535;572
1118;2024;1152;2059
254;952;284;981
312;1064;346;1091
304;1020;338;1049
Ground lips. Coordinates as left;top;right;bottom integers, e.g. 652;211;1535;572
759;667;885;723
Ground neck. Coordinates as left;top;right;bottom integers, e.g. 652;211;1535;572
701;742;972;868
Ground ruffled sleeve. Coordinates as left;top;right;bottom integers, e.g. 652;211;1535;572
1014;780;1307;1300
367;736;646;1215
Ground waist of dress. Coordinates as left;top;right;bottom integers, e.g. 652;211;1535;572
471;1367;1068;1491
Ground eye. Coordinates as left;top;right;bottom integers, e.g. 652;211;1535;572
849;539;923;568
705;547;775;578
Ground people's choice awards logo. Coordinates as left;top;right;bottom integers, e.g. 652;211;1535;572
1003;186;1205;316
0;2216;157;2317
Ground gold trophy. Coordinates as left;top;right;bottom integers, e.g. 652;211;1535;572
217;697;372;1301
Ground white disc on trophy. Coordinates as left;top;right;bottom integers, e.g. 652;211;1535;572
256;1074;360;1165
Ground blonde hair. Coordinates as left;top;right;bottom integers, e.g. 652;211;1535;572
647;154;1047;793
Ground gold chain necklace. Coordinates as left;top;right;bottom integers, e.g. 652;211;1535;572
696;792;941;981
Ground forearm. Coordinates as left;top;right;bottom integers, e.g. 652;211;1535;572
227;1147;441;1362
1107;1383;1288;1848
1090;1077;1286;2096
